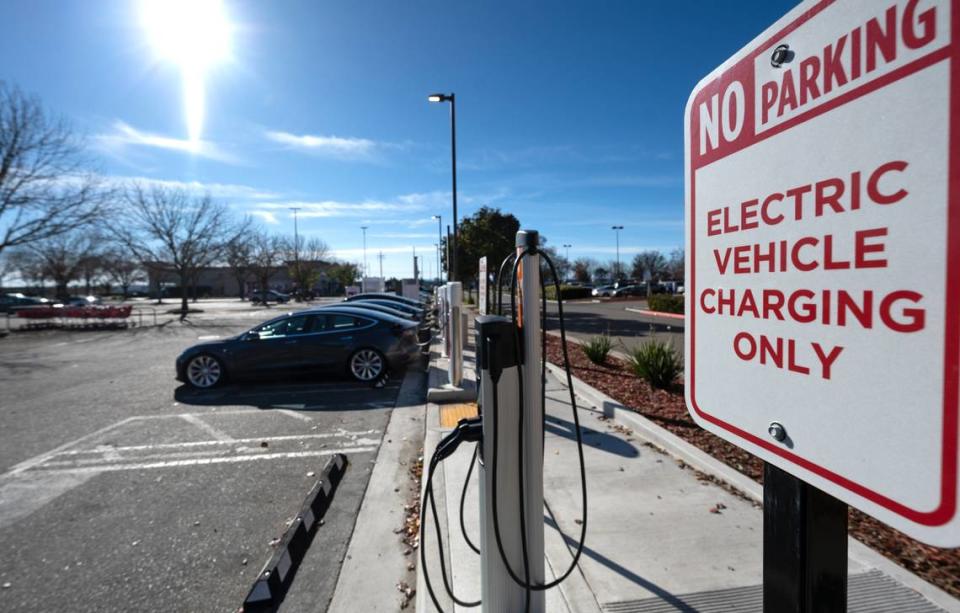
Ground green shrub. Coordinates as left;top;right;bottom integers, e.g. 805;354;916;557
647;294;684;314
628;339;682;389
544;284;593;300
582;334;613;365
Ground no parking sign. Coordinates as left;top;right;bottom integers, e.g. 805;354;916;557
684;0;960;546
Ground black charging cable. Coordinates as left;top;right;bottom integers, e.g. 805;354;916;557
421;245;588;612
421;417;484;611
485;246;589;595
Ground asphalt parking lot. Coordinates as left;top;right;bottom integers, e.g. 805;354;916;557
545;298;685;356
0;299;422;612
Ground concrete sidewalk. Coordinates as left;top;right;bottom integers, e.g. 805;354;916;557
416;347;960;612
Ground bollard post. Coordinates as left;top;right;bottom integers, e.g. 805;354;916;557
448;281;463;387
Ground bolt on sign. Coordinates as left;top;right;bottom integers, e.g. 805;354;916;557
684;0;960;546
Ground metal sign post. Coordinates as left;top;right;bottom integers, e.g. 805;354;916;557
763;463;847;613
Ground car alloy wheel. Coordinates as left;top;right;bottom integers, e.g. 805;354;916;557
350;349;384;382
186;354;222;388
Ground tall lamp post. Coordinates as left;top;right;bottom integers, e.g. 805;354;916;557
428;92;457;281
361;226;369;284
562;243;572;261
290;207;301;291
432;214;442;283
611;226;624;281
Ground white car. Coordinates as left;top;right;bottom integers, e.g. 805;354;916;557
591;285;616;297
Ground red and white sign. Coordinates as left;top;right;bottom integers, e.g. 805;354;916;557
684;0;960;546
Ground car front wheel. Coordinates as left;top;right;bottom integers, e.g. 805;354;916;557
349;348;385;382
186;354;224;388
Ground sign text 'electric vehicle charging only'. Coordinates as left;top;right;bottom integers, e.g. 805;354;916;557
684;0;960;546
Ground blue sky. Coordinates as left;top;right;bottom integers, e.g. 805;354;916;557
1;0;798;279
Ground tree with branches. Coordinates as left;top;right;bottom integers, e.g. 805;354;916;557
225;233;255;300
112;184;245;319
328;262;359;295
0;82;107;257
572;258;593;283
632;250;668;296
29;230;98;299
249;230;287;304
285;235;329;296
100;249;144;299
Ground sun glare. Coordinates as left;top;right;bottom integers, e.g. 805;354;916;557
140;0;232;147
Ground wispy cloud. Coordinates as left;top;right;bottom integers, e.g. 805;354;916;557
97;121;239;164
103;175;278;200
250;190;446;221
250;210;280;224
265;130;379;160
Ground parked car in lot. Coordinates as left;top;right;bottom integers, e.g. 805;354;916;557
345;292;424;309
64;295;102;306
176;307;420;388
611;285;645;298
0;293;52;313
349;298;426;321
249;289;290;304
592;285;616;297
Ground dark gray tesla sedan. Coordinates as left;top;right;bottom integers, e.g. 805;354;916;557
175;306;420;388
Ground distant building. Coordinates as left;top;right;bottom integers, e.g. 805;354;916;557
145;260;342;298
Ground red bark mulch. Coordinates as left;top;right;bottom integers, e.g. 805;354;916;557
545;334;960;598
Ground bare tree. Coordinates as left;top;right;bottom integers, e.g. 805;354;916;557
101;249;144;299
632;250;667;296
29;230;98;299
112;184;244;319
249;230;287;304
285;235;329;296
667;247;685;281
0;82;107;257
572;258;593;283
225;233;255;300
5;248;45;294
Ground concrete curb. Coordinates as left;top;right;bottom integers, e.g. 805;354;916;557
544;361;960;613
242;453;349;613
624;307;685;321
326;363;428;613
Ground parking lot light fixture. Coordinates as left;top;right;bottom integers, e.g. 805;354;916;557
428;92;457;281
611;226;624;281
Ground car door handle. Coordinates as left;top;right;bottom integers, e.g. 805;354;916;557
283;340;298;345
341;336;353;340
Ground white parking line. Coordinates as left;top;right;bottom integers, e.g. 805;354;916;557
277;409;313;422
180;414;235;442
28;448;377;475
51;430;380;455
5;417;141;476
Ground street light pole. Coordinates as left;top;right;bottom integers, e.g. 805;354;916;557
290;207;301;291
563;243;571;261
428;93;458;281
361;226;368;284
432;214;442;282
612;226;624;280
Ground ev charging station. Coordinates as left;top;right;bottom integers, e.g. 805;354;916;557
446;281;463;388
422;229;584;613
